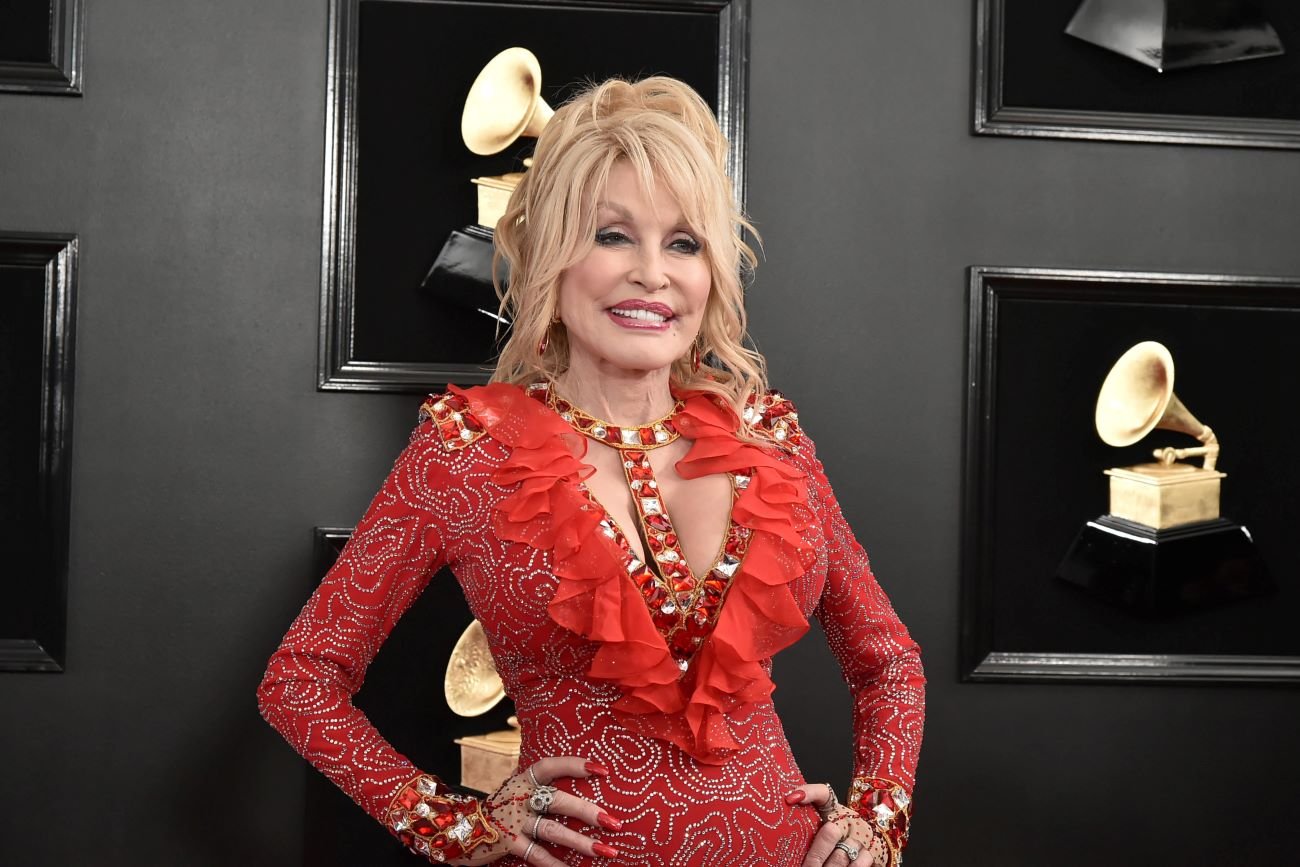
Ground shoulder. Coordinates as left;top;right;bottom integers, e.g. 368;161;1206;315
416;389;488;452
743;388;805;449
414;381;559;453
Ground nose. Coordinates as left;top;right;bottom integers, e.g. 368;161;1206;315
630;245;670;291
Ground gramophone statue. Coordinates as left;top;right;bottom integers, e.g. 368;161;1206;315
444;620;519;793
1056;341;1270;613
423;47;553;316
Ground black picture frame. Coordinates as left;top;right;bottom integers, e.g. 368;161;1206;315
319;0;751;393
961;266;1300;683
0;0;84;96
302;528;518;865
0;232;78;672
973;0;1300;149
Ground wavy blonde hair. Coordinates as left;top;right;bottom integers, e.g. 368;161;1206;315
490;76;768;423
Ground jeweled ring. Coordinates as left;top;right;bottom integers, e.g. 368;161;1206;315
834;840;860;861
817;783;841;819
529;784;558;813
531;813;545;840
527;765;542;788
523;840;537;863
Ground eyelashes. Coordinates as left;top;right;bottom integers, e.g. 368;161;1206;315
595;228;702;255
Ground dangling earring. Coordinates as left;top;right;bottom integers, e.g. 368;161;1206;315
536;326;550;357
691;342;702;373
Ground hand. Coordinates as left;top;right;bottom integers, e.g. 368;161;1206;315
453;756;621;866
787;783;884;867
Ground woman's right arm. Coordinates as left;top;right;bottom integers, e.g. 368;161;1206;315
256;413;503;863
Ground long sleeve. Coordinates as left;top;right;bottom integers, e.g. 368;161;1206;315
799;432;925;860
257;397;499;863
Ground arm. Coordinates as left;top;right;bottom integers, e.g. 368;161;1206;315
803;437;925;863
256;408;498;863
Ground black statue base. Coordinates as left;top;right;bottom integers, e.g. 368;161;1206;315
1056;515;1272;616
422;224;506;317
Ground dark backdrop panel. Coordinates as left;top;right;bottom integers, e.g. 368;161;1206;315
1000;0;1300;121
989;290;1300;657
0;1;54;63
0;264;48;640
353;0;719;366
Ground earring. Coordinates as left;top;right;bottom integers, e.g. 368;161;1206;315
691;343;701;373
536;327;550;357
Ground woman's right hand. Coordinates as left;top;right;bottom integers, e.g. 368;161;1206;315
453;756;622;866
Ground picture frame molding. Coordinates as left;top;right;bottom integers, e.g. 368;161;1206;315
318;0;751;393
0;0;84;96
972;0;1300;150
961;264;1300;684
0;230;78;672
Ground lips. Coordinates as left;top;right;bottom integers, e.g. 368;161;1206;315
609;299;674;320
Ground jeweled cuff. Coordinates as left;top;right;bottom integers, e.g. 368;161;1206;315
847;776;912;866
386;774;499;863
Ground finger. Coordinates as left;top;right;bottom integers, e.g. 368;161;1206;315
509;835;568;867
533;816;620;859
800;820;846;867
530;755;610;785
542;788;621;831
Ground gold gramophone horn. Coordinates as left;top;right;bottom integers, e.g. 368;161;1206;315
444;619;505;716
1094;340;1218;470
461;47;555;156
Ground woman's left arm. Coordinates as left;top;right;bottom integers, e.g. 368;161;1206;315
798;432;925;864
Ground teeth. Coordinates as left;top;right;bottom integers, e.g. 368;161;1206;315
612;307;668;323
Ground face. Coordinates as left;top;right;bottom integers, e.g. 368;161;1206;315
556;160;712;377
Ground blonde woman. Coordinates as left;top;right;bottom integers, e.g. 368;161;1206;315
259;77;924;867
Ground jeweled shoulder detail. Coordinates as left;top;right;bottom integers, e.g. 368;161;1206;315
419;391;487;452
744;389;803;447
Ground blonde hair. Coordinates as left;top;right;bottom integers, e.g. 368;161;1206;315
490;76;768;424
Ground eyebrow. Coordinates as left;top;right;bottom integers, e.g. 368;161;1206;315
595;201;633;219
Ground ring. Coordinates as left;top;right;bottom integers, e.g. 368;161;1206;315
531;813;545;840
528;765;542;788
834;840;860;861
528;784;558;814
817;783;841;819
523;840;537;863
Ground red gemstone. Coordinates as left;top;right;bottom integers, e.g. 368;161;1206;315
664;533;678;547
398;789;420;809
624;449;645;463
725;538;744;555
647;536;664;552
413;819;436;836
398;831;414;846
605;426;622;443
653;611;677;630
671;631;695;652
431;800;451;814
554;399;571;413
434;813;455;829
673;578;695;593
462;414;483;432
662;419;676;434
628;464;654;482
646;515;671;532
444;394;466;411
639;427;656;444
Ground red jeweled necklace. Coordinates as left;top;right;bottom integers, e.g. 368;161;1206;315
529;382;754;672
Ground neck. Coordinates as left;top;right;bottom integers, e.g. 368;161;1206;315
554;357;676;425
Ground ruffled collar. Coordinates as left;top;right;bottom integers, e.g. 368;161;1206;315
452;382;815;764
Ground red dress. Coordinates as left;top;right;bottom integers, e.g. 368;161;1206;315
258;383;925;866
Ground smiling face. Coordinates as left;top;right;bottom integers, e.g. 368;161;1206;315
556;160;712;379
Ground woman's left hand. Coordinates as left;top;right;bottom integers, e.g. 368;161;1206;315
786;783;883;867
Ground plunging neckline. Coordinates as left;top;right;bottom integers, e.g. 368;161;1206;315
529;385;755;669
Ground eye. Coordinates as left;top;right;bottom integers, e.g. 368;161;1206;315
669;235;702;255
595;229;631;246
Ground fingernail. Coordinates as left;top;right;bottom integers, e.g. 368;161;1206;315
584;761;610;777
594;842;620;858
597;811;622;831
784;791;806;805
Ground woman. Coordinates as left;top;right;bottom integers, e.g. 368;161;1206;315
258;77;924;867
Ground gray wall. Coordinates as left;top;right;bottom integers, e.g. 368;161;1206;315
2;1;1298;864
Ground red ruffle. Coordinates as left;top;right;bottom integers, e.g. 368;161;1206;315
458;383;816;764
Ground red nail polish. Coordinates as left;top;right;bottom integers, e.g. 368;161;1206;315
594;842;619;858
584;761;610;777
784;791;806;805
597;811;622;831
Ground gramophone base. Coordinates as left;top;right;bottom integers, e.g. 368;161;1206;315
1056;515;1271;615
422;224;503;314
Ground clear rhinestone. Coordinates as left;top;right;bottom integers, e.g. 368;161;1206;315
621;429;639;445
627;558;644;573
624;460;635;469
593;425;606;438
734;474;750;489
873;804;893;827
660;601;677;614
715;554;740;577
561;412;573;422
648;479;657;488
391;812;411;832
895;790;910;808
676;658;689;671
654;427;669;443
630;480;643;491
642;498;661;515
452;412;462;421
417;778;440;796
657;550;680;563
460;429;473;440
433;400;445;412
448;817;474;843
743;406;757;423
415;802;432;818
774;423;787;440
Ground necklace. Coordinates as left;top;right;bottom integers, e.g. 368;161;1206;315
533;382;684;450
528;382;752;673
